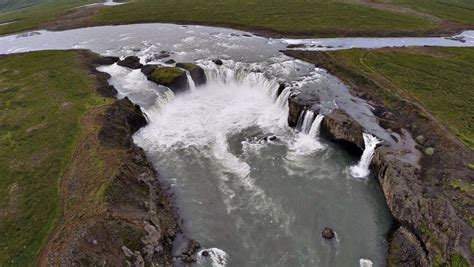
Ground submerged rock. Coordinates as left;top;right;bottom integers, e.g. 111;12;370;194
176;62;207;86
117;56;143;69
286;44;305;49
321;227;335;239
146;67;189;93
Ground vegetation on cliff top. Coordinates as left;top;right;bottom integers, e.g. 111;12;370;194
0;50;110;266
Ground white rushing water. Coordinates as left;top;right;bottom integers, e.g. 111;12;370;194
349;133;381;178
301;110;315;134
309;114;324;138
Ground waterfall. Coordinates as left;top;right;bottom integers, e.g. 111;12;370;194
300;110;315;134
359;259;373;267
308;114;324;138
349;133;380;178
276;88;291;109
185;71;197;91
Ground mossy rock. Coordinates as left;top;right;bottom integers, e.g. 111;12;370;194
176;62;207;86
149;67;189;93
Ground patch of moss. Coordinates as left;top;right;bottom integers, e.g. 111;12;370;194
150;67;184;85
176;63;199;71
468;163;474;170
450;253;469;267
449;179;474;193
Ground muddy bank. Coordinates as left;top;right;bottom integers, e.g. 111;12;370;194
38;51;181;266
283;50;473;266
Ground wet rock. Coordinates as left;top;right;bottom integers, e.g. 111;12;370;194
287;92;320;127
141;64;159;77
277;83;286;97
321;227;335;239
388;226;429;267
201;250;210;257
164;59;176;65
146;67;189;93
267;135;277;141
176;62;207;86
320;109;364;152
117;56;143;69
98;97;147;148
213;59;223;65
286;43;305;49
415;135;426;145
92;56;120;66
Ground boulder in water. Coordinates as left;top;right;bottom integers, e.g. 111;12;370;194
117;56;143;69
164;59;176;65
141;64;159;77
213;59;223;65
321;227;335;239
176;62;207;86
92;56;120;66
201;250;210;257
286;43;306;49
147;67;189;93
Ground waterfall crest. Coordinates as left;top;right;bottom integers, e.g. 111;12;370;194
349;133;380;178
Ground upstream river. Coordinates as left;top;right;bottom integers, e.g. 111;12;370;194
1;24;473;266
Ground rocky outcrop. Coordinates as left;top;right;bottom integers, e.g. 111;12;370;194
117;56;143;69
98;97;147;148
287;91;320;127
388;226;429;267
320;109;365;152
176;62;207;86
146;67;189;93
141;64;159;77
91;56;119;66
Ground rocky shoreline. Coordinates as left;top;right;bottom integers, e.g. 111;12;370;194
38;52;186;266
283;50;473;266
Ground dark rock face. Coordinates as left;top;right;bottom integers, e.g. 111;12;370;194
287;91;320;127
117;56;143;69
320;109;365;152
181;239;201;262
286;44;306;49
277;83;286;97
371;146;469;265
388;227;429;267
98;97;147;148
176;62;207;86
321;227;335;239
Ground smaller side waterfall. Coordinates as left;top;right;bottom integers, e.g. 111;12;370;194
349;133;380;178
301;110;315;134
185;71;197;91
309;114;324;138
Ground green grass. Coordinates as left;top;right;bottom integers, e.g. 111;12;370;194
92;0;435;37
150;67;184;85
0;50;108;266
0;0;94;35
325;47;474;149
391;0;474;25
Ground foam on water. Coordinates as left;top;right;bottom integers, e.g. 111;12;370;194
360;258;373;267
197;248;230;267
349;133;381;178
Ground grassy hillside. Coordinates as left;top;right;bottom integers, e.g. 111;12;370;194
392;0;474;25
312;47;474;149
0;51;110;266
91;0;435;37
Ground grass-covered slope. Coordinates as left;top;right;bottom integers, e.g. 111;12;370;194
311;47;474;149
0;50;109;266
2;0;473;37
92;0;435;37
